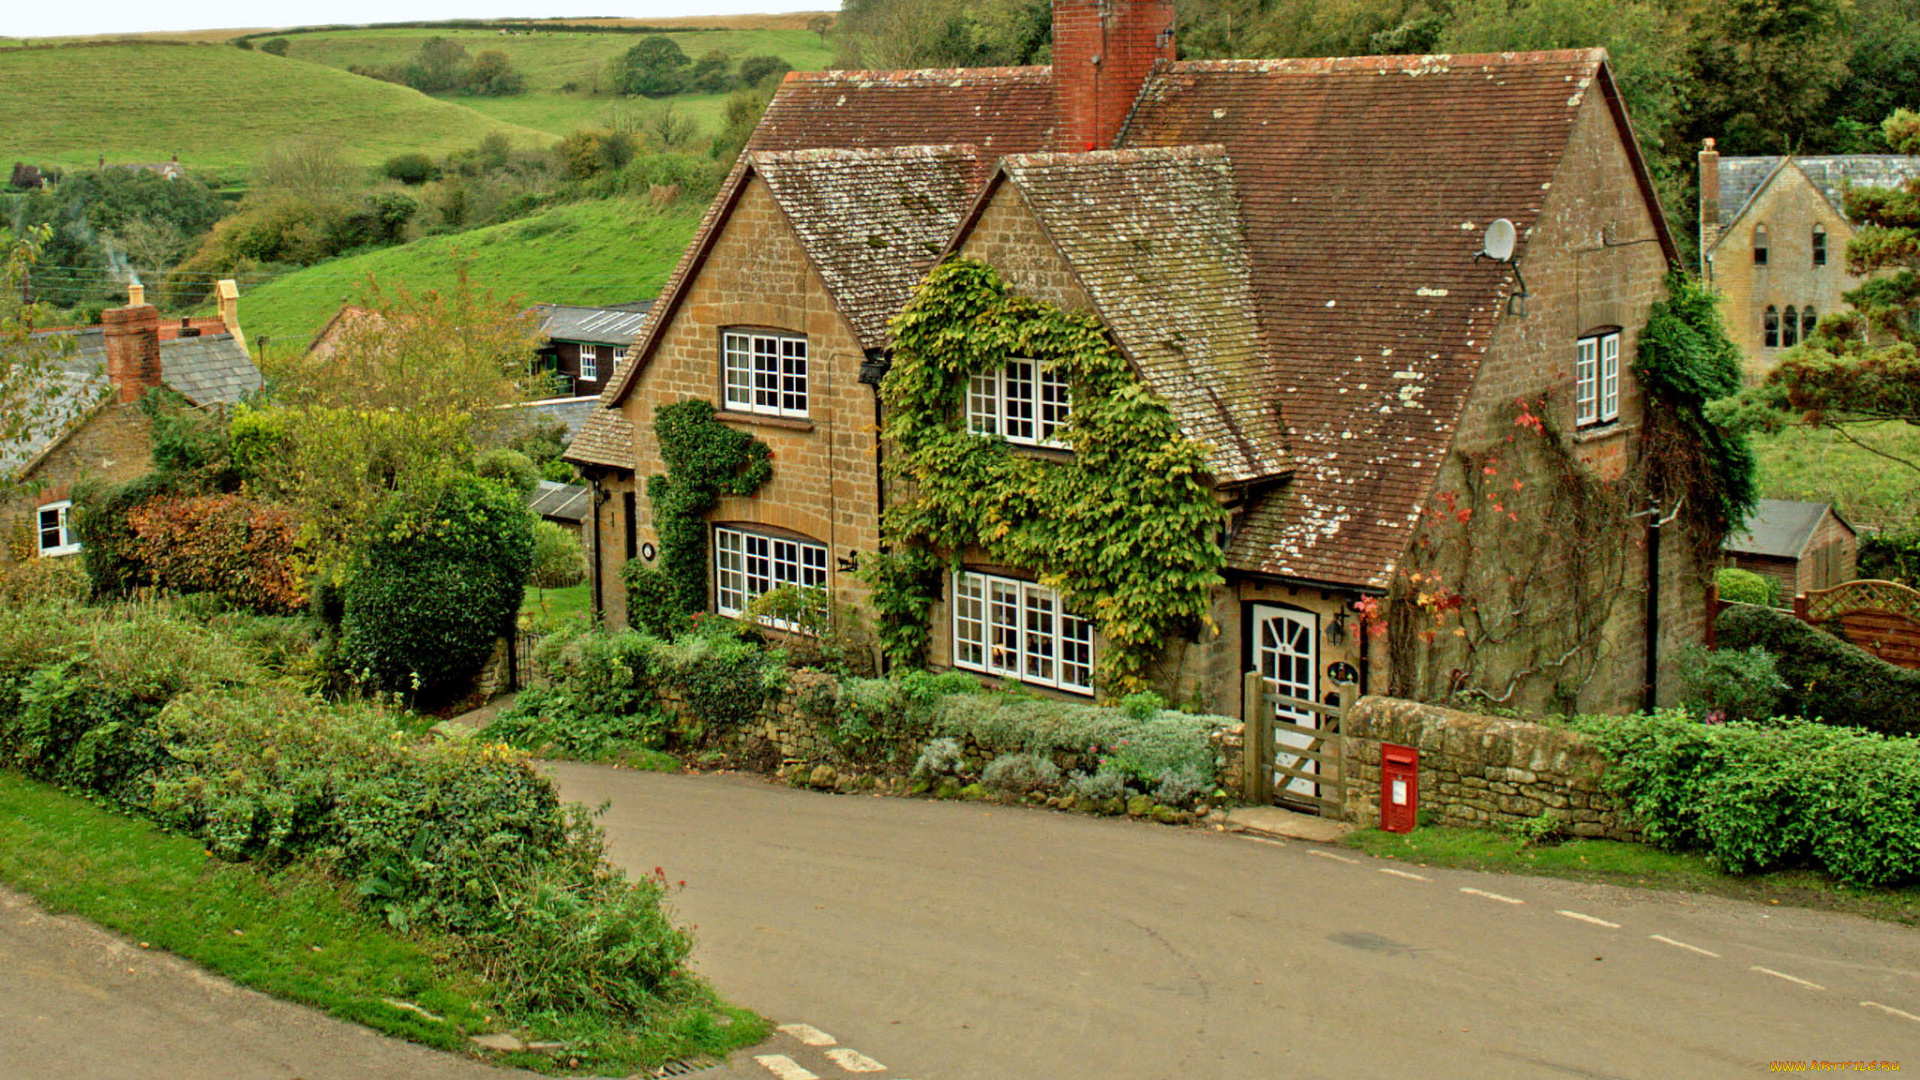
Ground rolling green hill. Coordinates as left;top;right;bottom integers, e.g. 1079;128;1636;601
274;26;834;139
231;195;701;355
0;42;549;176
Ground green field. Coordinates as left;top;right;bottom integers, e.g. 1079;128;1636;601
277;26;834;139
0;42;548;176
1750;422;1920;530
232;195;701;354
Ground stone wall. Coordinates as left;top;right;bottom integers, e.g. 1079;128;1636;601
1338;697;1641;841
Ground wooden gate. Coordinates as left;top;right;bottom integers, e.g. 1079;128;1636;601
1241;671;1347;817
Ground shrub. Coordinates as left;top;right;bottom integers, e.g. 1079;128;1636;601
1673;643;1786;723
664;623;785;732
1067;767;1129;803
1151;767;1211;808
338;477;535;705
1860;525;1920;586
1715;566;1781;607
473;447;540;495
484;628;670;758
381;152;439;186
530;520;588;590
623;561;692;639
1713;603;1920;735
124;494;305;614
912;737;963;779
981;751;1061;796
260;37;290;56
932;694;1220;788
738;54;792;88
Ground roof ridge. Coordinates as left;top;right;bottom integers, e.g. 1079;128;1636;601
752;144;983;164
1002;144;1230;168
1167;48;1604;74
781;65;1049;84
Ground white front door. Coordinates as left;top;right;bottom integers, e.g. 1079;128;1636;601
1252;604;1319;799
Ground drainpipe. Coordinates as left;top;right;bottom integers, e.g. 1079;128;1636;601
589;474;606;623
858;349;893;674
1644;503;1661;714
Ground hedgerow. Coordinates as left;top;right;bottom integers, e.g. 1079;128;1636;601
1712;603;1920;735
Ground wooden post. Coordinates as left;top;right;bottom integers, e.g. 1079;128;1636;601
1242;670;1271;805
1794;593;1811;624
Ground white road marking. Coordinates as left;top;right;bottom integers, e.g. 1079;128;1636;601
1649;934;1720;958
1556;910;1621;929
776;1023;837;1047
1863;1001;1920;1024
1238;835;1288;847
1751;966;1826;991
1306;849;1359;865
824;1048;889;1072
755;1055;821;1080
1460;887;1524;905
1380;867;1432;882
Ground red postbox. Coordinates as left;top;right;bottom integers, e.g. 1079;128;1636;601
1380;743;1418;834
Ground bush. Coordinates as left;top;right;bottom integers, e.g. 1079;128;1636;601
473;447;540;495
381;152;439;186
124;494;306;614
260;37;290;56
912;737;963;779
1673;643;1786;723
485;629;670;758
338;477;535;705
981;751;1061;796
1067;768;1129;803
1715;566;1781;607
1574;711;1920;886
530;520;588;590
664;623;785;733
623;561;692;639
1860;525;1920;586
1714;603;1920;735
738;54;792;88
932;694;1220;789
1151;767;1211;808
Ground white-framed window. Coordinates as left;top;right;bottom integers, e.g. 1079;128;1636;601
713;526;828;622
967;360;1070;447
612;346;628;372
37;501;79;558
722;330;808;418
1575;331;1620;427
952;570;1093;694
579;344;600;382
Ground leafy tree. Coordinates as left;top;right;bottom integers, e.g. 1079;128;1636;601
381;152;439;185
739;54;792;88
686;50;736;95
614;36;692;97
1684;0;1853;154
465;49;526;96
407;36;473;93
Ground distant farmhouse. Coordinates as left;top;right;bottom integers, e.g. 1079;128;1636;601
1;283;257;564
532;302;652;400
1698;142;1920;374
566;0;1708;716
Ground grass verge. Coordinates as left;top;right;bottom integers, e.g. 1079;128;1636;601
0;770;765;1073
1343;824;1920;926
523;582;592;632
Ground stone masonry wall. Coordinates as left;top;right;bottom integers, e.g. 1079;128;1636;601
1339;697;1641;841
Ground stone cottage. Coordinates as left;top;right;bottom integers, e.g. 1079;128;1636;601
1697;142;1920;375
569;0;1705;719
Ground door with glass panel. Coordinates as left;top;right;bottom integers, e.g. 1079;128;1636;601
1250;604;1320;800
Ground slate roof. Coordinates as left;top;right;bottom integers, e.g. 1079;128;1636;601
1725;499;1853;561
0;368;102;477
501;396;598;442
528;479;591;525
158;332;262;407
756;146;985;350
1109;51;1666;588
535;302;653;346
1716;155;1920;231
987;146;1285;483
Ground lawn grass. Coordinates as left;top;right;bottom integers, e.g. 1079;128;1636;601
1344;824;1920;926
233;195;703;355
1749;421;1920;531
523;582;592;633
0;768;766;1073
0;42;549;176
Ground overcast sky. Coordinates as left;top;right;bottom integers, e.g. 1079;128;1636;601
7;2;834;39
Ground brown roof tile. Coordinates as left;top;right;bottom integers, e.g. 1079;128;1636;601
563;400;636;470
993;146;1286;483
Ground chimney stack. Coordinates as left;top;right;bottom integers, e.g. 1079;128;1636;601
1052;0;1176;153
215;278;248;353
102;303;163;405
1698;138;1721;279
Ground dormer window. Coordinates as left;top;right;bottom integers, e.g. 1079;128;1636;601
968;360;1070;447
579;344;599;382
1764;306;1780;348
1575;330;1620;427
1812;225;1827;267
722;329;808;418
1753;224;1770;266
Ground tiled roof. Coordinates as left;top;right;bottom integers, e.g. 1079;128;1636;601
160;332;261;406
1716;154;1920;231
0;368;103;477
1725;499;1852;561
502;396;598;442
1119;51;1651;588
991;145;1286;484
564;403;636;470
755;146;985;350
535;302;653;346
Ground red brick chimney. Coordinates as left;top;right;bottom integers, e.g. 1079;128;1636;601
102;303;163;404
1052;0;1176;153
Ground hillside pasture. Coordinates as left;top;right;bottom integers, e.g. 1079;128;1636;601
277;26;834;139
230;195;701;354
0;42;547;176
1750;422;1920;531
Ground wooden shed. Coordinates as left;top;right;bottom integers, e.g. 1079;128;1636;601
1723;499;1856;598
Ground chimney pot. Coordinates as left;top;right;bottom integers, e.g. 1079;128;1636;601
102;304;163;404
127;283;145;307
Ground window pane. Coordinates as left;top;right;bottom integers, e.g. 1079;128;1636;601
1782;306;1799;348
987;579;1022;677
1599;334;1620;421
1039;365;1071;446
580;345;598;381
715;529;745;615
1060;613;1094;692
968;373;999;436
753;336;781;411
744;533;772;599
1764;307;1780;348
1021;583;1056;683
1003;361;1035;443
1575;339;1597;425
801;543;827;589
1802;307;1818;341
724;333;753;408
38;507;62;552
1813;229;1827;267
953;573;986;669
781;337;808;416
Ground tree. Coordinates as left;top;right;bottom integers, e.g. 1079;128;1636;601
1684;0;1853;155
807;13;835;40
687;50;736;95
738;54;792;89
259;37;290;56
465;49;525;96
1714;109;1920;475
614;36;692;97
0;229;79;502
408;36;472;93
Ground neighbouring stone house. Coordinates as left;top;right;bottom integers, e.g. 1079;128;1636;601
1697;142;1920;375
1723;498;1856;600
532;302;652;399
1;285;259;565
569;0;1705;718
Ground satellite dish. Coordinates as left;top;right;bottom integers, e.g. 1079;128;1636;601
1482;218;1517;262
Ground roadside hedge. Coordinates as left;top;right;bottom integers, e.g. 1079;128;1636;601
1574;711;1920;887
1713;603;1920;735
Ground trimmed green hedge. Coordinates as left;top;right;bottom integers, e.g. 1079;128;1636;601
1575;711;1920;887
1714;566;1780;607
1714;603;1920;735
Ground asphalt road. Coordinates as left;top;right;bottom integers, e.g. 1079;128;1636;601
554;765;1920;1080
